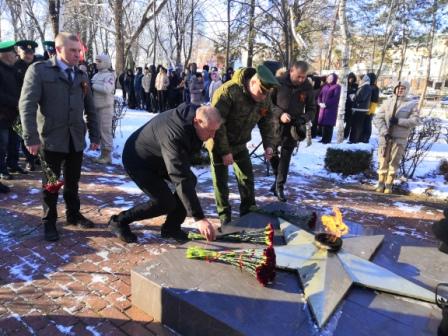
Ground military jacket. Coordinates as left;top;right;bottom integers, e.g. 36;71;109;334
211;67;275;156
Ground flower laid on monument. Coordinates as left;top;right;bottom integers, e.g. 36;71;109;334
314;207;349;252
188;223;274;246
13;121;64;193
186;245;276;286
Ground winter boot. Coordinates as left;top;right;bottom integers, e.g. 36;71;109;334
0;182;10;193
276;185;287;202
44;222;59;242
270;181;277;196
384;184;393;194
109;215;137;243
161;226;189;242
375;174;386;193
94;149;112;164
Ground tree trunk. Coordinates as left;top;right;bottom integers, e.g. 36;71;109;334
225;0;231;69
324;0;340;70
246;0;256;67
152;0;157;65
48;0;60;38
417;0;437;112
335;0;350;143
113;0;125;75
376;0;396;79
183;0;194;69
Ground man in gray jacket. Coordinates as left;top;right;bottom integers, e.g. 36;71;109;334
19;32;99;242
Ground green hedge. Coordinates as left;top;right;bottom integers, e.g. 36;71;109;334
325;147;373;175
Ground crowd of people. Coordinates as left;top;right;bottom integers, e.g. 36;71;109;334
0;32;420;244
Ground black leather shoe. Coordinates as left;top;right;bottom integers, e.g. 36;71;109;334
26;162;36;171
109;215;137;243
67;213;95;228
0;182;10;193
276;187;287;202
9;166;28;174
270;182;277;196
44;222;59;242
161;227;189;242
0;172;13;180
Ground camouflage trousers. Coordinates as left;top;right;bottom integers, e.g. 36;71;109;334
209;148;256;223
378;141;405;179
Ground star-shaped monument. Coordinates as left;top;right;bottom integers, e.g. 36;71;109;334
274;218;436;328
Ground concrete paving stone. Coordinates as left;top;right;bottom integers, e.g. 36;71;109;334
124;306;155;323
99;306;130;326
120;321;156;336
84;294;110;312
110;279;131;297
95;320;129;335
105;291;132;311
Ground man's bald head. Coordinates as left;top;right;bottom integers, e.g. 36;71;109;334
194;106;222;141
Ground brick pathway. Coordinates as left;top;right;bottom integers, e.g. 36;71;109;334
0;154;445;335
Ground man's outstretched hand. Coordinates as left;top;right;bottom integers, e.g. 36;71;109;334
196;219;216;241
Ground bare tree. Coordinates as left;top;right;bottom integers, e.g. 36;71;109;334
48;0;61;37
335;0;350;143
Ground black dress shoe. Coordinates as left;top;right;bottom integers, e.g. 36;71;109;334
270;182;277;196
276;187;287;202
0;172;13;180
109;215;137;243
67;213;95;228
44;222;59;242
9;166;28;174
0;182;10;193
26;162;36;171
161;227;189;242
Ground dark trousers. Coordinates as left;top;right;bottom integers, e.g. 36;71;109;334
361;114;373;143
344;109;352;139
0;128;9;173
157;90;167;112
6;127;20;169
321;126;334;144
118;159;186;231
349;112;366;143
270;129;296;189
40;148;83;224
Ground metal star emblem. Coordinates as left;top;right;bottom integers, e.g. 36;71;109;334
274;218;436;328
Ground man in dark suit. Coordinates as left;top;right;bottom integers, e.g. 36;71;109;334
109;103;220;243
19;32;99;242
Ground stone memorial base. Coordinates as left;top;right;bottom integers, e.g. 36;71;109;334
131;206;443;336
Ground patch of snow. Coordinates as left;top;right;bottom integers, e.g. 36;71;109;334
55;325;74;334
86;325;103;336
9;194;18;200
96;250;109;260
393;202;424;213
28;188;40;194
90;274;108;284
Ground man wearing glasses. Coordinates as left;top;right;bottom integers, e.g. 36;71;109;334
208;64;279;228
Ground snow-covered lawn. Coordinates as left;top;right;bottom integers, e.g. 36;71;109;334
86;96;448;202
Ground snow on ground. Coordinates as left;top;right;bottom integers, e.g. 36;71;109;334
90;98;448;202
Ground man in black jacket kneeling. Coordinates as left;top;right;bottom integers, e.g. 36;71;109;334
109;103;220;243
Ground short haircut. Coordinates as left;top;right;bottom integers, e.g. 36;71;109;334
55;32;79;48
196;106;222;128
291;60;309;73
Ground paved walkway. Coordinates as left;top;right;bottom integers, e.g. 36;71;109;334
0;154;445;335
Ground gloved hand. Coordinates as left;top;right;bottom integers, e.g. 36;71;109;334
389;116;399;125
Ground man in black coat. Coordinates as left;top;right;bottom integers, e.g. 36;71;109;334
14;40;39;172
109;103;221;243
0;40;20;192
269;61;316;202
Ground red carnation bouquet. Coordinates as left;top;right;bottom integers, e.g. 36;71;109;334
188;223;274;246
14;122;64;193
186;245;276;286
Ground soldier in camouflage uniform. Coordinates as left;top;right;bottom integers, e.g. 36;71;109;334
209;64;279;226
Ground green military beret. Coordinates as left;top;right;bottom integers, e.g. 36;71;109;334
16;40;38;53
256;64;280;91
43;41;56;53
0;40;16;53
